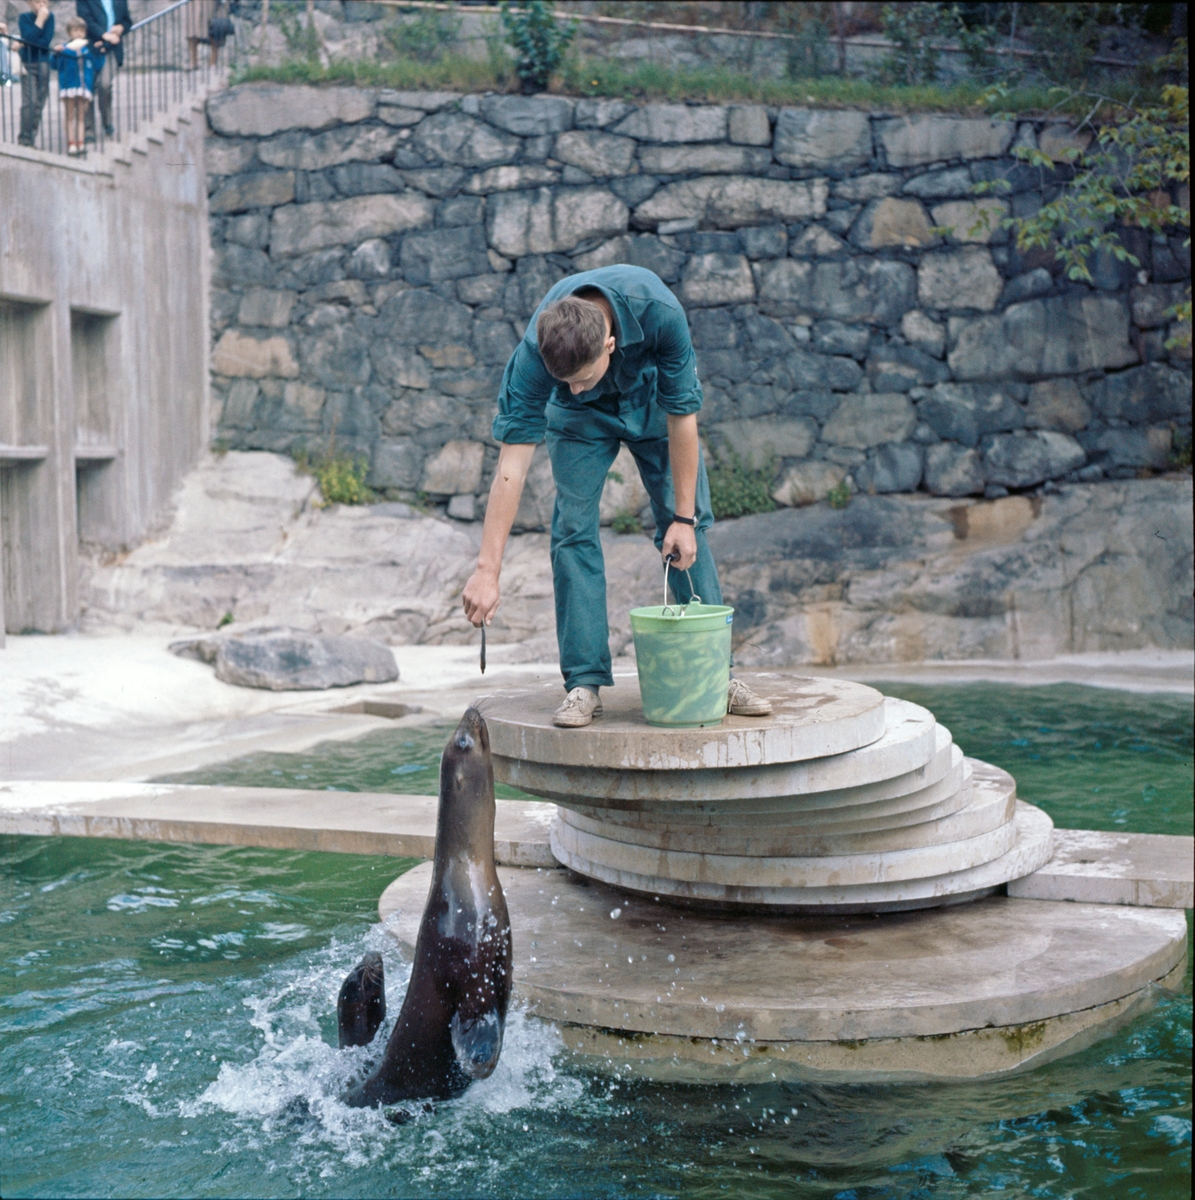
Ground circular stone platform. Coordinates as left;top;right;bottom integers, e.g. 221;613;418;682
380;863;1187;1082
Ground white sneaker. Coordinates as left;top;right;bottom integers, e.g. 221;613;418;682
553;687;603;728
727;678;772;717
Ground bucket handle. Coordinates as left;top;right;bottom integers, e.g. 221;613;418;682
662;553;701;616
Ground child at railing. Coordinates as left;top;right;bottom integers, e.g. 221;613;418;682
51;15;103;156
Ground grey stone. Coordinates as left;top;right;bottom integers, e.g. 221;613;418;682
901;167;974;199
220;379;259;427
855;442;924;493
728;105;771;146
463;165;561;193
900;310;946;358
1001;268;1053;306
213;631;398;690
503;255;568;321
780;390;840;422
758;259;916;325
712;417;817;466
851;197;936;249
571;234;687;282
481;95;574;136
948;296;1138;380
931;199;1009;245
212;330;298;379
679;253;755;307
257;125;401;171
822;207;858;236
437;195;485;228
1025;379;1091;433
561;166;594;186
611;104;728;143
277;248;346;289
397;168;469;198
687;308;738;350
413;112;522;167
910;421;939;445
472;319;519;365
1082;363;1192;423
370;437;423;488
294;172;337;204
867;343;950;391
422;439;485;494
609;175;661;207
772;460;848;506
208;85;376;138
330;163;404;197
377;90;460;113
832;174;901;202
1077;427;1173;470
917;247;1003;311
1131;283;1187;329
785;350;864;393
636;176;827;229
486;187;628;258
222;212;271;249
447;494;477;520
773;108;871;168
400;225;491;284
812;321;870;359
822;394;916;449
301;322;373;389
347;239;393;280
270;194;435;258
878;115;1015;168
790;224;848;256
378;288;474;345
209;171;296;214
982;431;1086;488
513;444;556;531
919;382;1026;447
238;288;297;328
371;342;431;390
741;224;788;259
638;143;772;175
923;443;984;496
376;105;423;128
552;130;637;177
573;98;636;129
204;138;258;177
823;445;867;467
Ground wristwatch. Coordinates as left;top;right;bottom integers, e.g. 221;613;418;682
671;514;696;527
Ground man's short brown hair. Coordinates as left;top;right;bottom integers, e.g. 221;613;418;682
536;296;607;379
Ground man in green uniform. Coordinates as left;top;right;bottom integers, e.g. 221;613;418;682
462;264;771;727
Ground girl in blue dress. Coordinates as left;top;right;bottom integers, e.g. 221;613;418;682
52;15;104;155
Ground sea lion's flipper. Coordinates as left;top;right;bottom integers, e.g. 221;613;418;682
450;1009;503;1080
337;952;386;1049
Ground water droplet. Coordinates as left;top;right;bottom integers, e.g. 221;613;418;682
610;908;621;919
667;953;675;962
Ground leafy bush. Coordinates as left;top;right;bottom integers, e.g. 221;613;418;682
874;2;994;87
381;7;461;63
707;454;776;520
500;0;575;93
294;445;375;506
611;510;643;535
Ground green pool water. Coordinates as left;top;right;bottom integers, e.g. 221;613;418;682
1;684;1190;1198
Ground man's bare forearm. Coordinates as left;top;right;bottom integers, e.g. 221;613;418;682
667;413;699;518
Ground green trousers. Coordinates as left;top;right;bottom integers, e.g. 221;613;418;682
544;396;722;693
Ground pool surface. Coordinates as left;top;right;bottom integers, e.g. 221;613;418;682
2;684;1190;1198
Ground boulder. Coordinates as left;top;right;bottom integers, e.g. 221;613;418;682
812;321;870;359
599;445;650;524
347;238;392;280
679;253;756;306
512;444;556;531
413;111;522;167
1000;269;1053;306
237;289;297;329
982;431;1086;488
917;247;1003;311
877;115;1015;167
918;382;1026;447
211;331;298;379
1025;379;1091;432
399;225;491;284
712;417;818;466
741;224;788;259
480;94;574;136
270;194;434;258
212;631;398;690
377;90;460;113
422;440;485;495
851;197;936;249
370;438;424;489
462;165;561;193
855;442;924;493
300;323;373;389
773;108;871;168
1082;362;1192;423
757;258;916;325
1038;124;1092;162
784;350;864;392
638;144;772;175
572;234;687;282
207;85;376;137
371;343;431;390
552;130;637;177
377;288;474;346
209;171;296;214
789;225;848;257
867;343;949;391
574;98;636;129
728;105;771;146
257;125;400;171
901;167;974;199
832;174;902;202
634;176;826;229
1077;427;1173;470
772;460;848;507
900;310;946;358
611;104;728;143
948;295;1138;379
821;394;916;449
923;443;984;495
930;199;1009;244
487;187;628;258
204;138;258;177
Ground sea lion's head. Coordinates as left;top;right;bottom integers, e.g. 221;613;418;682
436;707;496;862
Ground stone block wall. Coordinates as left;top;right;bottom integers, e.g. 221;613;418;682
206;85;1191;525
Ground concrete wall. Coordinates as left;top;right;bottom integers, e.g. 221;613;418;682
204;86;1191;530
0;110;210;636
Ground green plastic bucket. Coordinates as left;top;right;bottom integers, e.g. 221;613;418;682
630;602;734;728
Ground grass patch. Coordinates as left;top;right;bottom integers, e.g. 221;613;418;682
708;454;776;520
232;54;1165;118
294;445;375;506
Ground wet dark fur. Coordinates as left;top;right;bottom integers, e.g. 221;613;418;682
343;708;512;1106
337;952;386;1048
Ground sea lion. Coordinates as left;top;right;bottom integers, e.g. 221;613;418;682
344;707;512;1107
337;951;386;1048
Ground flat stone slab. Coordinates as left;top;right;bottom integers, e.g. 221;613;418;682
496;696;938;805
479;672;886;771
1009;828;1195;909
379;861;1187;1080
0;780;556;868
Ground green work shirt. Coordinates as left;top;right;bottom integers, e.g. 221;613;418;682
491;264;703;445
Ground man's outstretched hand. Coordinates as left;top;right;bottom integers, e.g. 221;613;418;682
660;521;698;571
462;567;501;627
